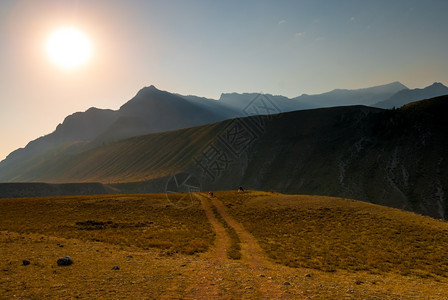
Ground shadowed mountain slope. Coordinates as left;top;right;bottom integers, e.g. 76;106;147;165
239;96;448;218
1;96;447;219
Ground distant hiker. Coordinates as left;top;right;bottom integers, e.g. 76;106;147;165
238;186;244;192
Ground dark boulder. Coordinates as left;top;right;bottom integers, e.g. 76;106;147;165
57;256;74;266
22;260;30;266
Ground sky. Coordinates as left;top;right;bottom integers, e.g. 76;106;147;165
1;0;448;161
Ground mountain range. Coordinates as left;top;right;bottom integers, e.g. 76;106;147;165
4;81;446;170
1;82;447;219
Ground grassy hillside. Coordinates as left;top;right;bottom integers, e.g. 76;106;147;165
1;191;448;298
0;121;229;183
217;191;448;277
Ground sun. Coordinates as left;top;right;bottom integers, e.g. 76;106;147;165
46;27;92;69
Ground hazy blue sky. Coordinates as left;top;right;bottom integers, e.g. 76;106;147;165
1;0;447;160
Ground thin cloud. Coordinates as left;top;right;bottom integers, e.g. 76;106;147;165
350;17;355;21
295;32;303;37
278;20;286;25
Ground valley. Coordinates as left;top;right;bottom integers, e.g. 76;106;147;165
1;95;447;219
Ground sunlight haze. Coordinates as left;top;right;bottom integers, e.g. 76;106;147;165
0;0;447;160
46;27;92;69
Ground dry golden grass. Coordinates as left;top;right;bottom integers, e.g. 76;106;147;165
217;191;448;278
0;194;214;255
1;192;448;299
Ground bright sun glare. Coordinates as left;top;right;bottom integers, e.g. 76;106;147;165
46;27;92;69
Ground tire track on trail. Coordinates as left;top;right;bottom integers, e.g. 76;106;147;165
207;194;265;269
190;192;232;299
197;192;232;262
195;193;285;299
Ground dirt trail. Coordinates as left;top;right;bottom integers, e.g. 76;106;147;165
188;193;233;298
195;193;285;299
208;194;267;269
197;193;231;262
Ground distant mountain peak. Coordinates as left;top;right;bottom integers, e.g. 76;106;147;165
428;82;447;88
139;84;160;92
373;82;448;109
127;86;167;104
390;81;407;86
86;107;102;112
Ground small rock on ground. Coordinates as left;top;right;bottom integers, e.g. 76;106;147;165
57;256;73;266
